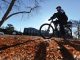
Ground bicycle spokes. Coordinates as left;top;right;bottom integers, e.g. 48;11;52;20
40;24;54;39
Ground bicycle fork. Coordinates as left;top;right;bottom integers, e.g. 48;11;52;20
47;25;50;32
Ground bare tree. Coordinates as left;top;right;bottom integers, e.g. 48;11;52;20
71;20;80;39
0;0;42;26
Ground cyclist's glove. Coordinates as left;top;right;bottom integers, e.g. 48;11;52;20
48;19;51;21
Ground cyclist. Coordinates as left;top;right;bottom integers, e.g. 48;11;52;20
49;6;68;38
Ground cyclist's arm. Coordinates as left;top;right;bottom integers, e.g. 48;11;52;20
63;12;68;21
49;13;57;20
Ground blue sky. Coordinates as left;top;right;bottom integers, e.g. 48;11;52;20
2;0;80;32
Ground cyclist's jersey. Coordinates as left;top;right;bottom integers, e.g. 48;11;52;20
50;11;68;25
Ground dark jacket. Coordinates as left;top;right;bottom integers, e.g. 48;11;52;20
50;11;68;24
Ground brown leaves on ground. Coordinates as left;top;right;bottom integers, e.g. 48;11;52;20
0;35;80;60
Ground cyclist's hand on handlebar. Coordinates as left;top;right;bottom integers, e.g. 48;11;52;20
48;19;51;21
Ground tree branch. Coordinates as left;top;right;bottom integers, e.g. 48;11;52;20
0;0;16;26
6;6;39;20
2;0;19;8
6;11;30;20
2;0;10;4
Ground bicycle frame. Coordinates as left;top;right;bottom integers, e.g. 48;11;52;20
49;20;72;37
49;20;54;25
49;20;58;30
47;20;54;32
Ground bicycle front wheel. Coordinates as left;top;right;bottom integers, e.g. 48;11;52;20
39;23;54;39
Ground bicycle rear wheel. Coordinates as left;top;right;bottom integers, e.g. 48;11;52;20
64;27;72;38
39;23;54;39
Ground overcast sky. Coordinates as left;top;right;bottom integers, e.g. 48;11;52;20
2;0;80;32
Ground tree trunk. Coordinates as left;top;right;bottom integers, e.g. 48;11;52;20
0;0;16;27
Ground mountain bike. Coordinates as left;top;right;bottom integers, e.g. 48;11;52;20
39;19;72;39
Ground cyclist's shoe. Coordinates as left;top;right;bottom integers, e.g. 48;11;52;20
61;35;67;40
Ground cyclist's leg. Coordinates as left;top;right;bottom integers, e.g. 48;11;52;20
54;21;59;36
54;20;58;30
59;23;65;38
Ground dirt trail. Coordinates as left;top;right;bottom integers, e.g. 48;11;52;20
0;35;80;60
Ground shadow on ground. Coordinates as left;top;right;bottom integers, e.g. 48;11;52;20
55;40;75;60
34;41;49;60
0;40;34;51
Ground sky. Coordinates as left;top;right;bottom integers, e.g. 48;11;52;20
1;0;80;33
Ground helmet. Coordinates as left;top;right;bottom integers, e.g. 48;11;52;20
56;6;61;9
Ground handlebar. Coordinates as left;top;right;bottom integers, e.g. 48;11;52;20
48;19;51;21
48;18;58;21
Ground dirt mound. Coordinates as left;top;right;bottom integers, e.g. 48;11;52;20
0;35;80;60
